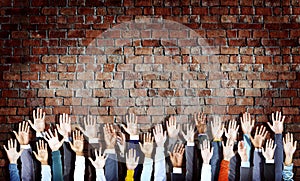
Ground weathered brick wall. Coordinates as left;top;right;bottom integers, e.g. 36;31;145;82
0;0;300;179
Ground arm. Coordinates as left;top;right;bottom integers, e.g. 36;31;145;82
33;140;51;181
41;165;51;181
240;112;255;163
264;163;275;181
69;130;85;181
9;164;20;181
169;144;185;181
125;170;134;181
238;141;252;181
262;138;276;181
181;124;195;181
89;148;107;181
153;124;167;181
283;164;294;181
125;149;139;181
282;133;297;181
218;160;230;181
200;139;213;181
140;133;154;181
218;140;234;181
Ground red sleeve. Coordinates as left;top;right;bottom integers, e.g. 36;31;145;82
218;160;230;181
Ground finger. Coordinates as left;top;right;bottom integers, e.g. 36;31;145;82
33;110;37;120
39;108;43;119
272;112;275;122
281;116;285;123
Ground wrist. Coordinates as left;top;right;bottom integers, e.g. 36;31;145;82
284;156;293;166
76;151;84;156
145;153;152;158
41;161;48;165
224;156;231;161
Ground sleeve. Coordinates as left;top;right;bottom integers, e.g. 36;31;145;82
243;134;251;162
185;144;194;181
282;164;294;181
275;134;283;181
20;146;34;181
218;160;230;181
9;164;20;181
104;150;118;181
200;164;212;181
74;155;85;181
125;170;134;181
171;168;184;181
229;153;238;181
264;162;275;181
96;169;107;181
211;141;221;181
154;146;167;181
128;138;142;180
141;157;153;181
239;166;252;181
253;149;263;181
41;165;51;181
52;150;63;181
63;140;74;181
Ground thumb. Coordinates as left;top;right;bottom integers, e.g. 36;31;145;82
18;148;24;156
12;131;19;140
33;151;39;160
28;120;35;129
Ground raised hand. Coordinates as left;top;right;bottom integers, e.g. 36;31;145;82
225;120;239;141
283;133;297;166
211;116;224;140
181;124;195;143
44;129;64;152
240;112;254;135
194;112;206;134
104;124;117;149
33;140;48;165
167;116;181;139
168;144;185;168
139;132;154;158
267;111;285;134
78;115;98;139
56;113;71;138
222;139;234;161
4;139;23;164
153;124;167;147
126;149;139;170
250;125;268;148
200;139;213;164
117;132;126;156
121;113;138;136
70;130;84;156
28;108;45;133
238;141;248;162
262;139;276;161
13;121;30;145
88;148;107;169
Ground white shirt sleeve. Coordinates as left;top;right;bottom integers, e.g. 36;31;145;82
96;169;106;181
74;155;85;181
154;147;166;181
141;157;153;181
41;165;51;181
201;164;212;181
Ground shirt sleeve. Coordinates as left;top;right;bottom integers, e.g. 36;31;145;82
74;155;85;181
96;169;106;181
63;141;74;181
229;153;238;181
125;170;134;181
282;164;294;181
20;147;34;181
275;134;283;181
218;160;230;181
154;146;166;181
264;163;275;181
211;141;221;181
41;165;51;181
185;145;194;181
52;150;63;181
201;164;212;181
239;167;252;181
243;134;251;162
253;149;263;181
141;157;153;181
9;163;20;181
104;151;118;181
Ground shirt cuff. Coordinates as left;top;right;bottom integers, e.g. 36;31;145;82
76;155;85;164
20;144;31;149
87;137;98;143
266;159;274;164
241;161;250;168
104;149;116;154
36;132;44;138
187;142;194;146
173;167;182;174
144;157;153;165
255;148;262;152
64;137;71;142
130;135;139;140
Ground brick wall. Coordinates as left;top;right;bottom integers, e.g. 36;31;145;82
1;0;300;179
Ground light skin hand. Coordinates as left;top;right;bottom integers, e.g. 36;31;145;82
250;125;268;148
200;139;213;164
78;115;98;139
153;124;167;147
194;112;206;134
104;124;117;149
167;116;181;139
89;148;107;169
56;113;71;138
168;144;185;168
70;130;84;156
262;139;276;161
126;149;139;170
121;113;138;136
33;140;48;165
238;141;248;162
225;120;239;142
117;132;126;156
181;124;195;143
139;132;154;158
240;112;254;135
28;108;46;133
222;139;234;161
13;121;30;145
283;133;297;166
3;139;23;164
44;129;64;152
267;111;285;134
211;116;224;140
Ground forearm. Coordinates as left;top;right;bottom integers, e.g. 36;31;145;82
52;151;63;181
63;141;73;181
264;162;275;181
96;169;106;181
275;134;283;181
104;151;118;181
74;155;85;181
201;163;212;181
185;144;194;181
20;147;34;181
218;160;229;181
141;157;153;181
282;164;294;181
211;141;221;181
154;147;166;181
253;149;263;181
243;134;251;162
9;164;20;181
41;165;51;181
125;170;134;181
